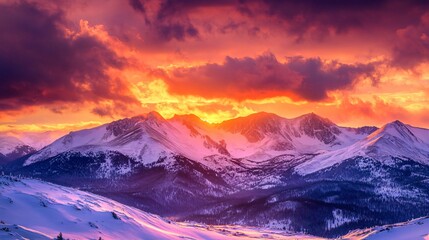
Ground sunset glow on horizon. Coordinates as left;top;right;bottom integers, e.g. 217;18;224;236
2;0;429;133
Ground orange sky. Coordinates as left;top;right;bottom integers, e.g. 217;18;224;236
1;0;429;134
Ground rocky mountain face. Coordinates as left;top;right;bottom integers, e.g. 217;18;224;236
4;112;429;237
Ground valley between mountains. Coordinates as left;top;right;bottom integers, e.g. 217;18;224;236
2;111;429;238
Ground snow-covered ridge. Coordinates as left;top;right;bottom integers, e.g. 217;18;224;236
343;216;429;240
24;111;376;168
295;120;429;175
0;176;321;240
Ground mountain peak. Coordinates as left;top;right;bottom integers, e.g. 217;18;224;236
382;119;409;132
390;119;405;126
293;112;340;144
218;112;284;142
369;119;420;144
303;112;318;117
218;112;283;128
245;111;282;119
296;112;333;124
171;114;206;125
143;111;165;121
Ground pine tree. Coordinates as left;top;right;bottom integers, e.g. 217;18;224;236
111;211;120;220
56;232;64;240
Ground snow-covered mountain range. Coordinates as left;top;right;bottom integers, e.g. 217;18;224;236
23;111;377;170
3;111;429;238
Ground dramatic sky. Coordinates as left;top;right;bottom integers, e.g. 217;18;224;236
2;0;429;133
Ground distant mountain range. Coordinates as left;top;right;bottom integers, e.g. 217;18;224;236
0;134;35;164
3;111;429;238
0;130;66;164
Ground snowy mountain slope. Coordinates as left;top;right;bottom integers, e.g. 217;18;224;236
0;223;51;240
343;216;429;240
0;134;35;163
295;120;429;175
0;176;320;240
25;112;231;166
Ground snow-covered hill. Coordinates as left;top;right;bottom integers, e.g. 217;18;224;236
0;176;320;240
2;176;428;240
344;216;429;240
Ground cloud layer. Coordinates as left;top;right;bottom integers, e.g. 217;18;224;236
2;0;429;129
164;54;376;101
126;0;429;42
0;1;134;111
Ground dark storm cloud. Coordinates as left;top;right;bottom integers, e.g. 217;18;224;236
260;0;386;40
127;0;429;44
287;57;376;100
125;0;429;68
164;53;376;101
156;23;199;41
129;0;145;13
252;0;429;41
0;1;135;111
154;0;233;19
391;13;429;68
128;0;150;24
127;0;238;42
127;0;208;42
